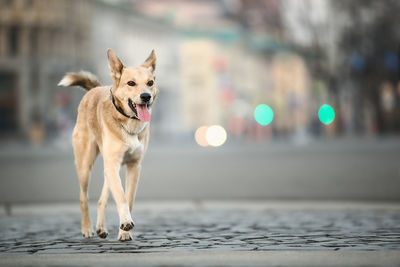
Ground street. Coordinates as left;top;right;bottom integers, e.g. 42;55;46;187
1;138;400;266
0;138;399;203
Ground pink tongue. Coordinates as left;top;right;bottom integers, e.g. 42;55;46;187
136;104;151;122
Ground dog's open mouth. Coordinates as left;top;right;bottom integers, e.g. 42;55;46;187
128;99;151;122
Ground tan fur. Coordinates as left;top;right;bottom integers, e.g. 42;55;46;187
57;71;101;90
59;49;158;241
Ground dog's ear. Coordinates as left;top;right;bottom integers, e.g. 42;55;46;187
107;49;124;80
141;50;156;72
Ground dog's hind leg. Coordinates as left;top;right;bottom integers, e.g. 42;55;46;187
73;131;99;239
96;179;109;238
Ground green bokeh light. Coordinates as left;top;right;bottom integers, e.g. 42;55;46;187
318;104;335;125
254;104;274;126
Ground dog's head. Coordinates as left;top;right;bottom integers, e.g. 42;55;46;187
108;49;158;122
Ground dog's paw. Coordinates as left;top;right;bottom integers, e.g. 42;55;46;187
118;230;132;241
82;228;94;239
120;220;135;231
96;228;109;239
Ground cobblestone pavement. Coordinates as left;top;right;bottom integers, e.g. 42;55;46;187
1;203;400;254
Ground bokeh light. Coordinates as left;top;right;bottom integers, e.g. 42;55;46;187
206;125;227;147
254;104;274;126
318;104;335;125
195;126;209;147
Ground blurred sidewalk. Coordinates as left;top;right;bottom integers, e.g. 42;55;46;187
1;201;400;266
1;137;400;203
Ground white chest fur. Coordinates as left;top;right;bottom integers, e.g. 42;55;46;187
121;125;145;163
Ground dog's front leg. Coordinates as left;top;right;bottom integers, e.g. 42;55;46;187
118;160;142;241
103;152;135;240
126;160;142;212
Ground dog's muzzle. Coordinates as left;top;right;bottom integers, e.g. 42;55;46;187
129;98;152;122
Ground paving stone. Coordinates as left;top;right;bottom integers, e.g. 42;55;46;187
1;208;400;253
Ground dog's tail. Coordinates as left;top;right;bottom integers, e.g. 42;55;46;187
58;71;101;91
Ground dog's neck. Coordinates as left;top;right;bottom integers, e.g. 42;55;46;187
120;120;147;136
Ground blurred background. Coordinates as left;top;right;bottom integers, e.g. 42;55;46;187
0;0;399;204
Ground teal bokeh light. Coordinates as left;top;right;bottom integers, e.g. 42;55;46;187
318;104;335;125
254;104;274;126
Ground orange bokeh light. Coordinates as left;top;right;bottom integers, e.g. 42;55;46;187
194;126;209;147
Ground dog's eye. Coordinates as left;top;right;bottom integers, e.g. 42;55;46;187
127;81;136;86
147;80;154;86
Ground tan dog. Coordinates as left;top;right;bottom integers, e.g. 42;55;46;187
58;49;158;241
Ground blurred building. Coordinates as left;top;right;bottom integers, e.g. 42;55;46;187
180;39;220;129
0;0;92;141
0;0;311;144
3;0;396;145
0;0;180;143
270;53;310;138
136;0;288;138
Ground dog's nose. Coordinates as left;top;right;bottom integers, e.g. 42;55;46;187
140;93;151;102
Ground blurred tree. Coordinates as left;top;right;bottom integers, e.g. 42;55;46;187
333;0;400;134
282;0;341;135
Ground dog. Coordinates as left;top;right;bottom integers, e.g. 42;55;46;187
58;49;158;241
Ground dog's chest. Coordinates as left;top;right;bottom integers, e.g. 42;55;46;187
120;120;148;163
121;131;144;163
